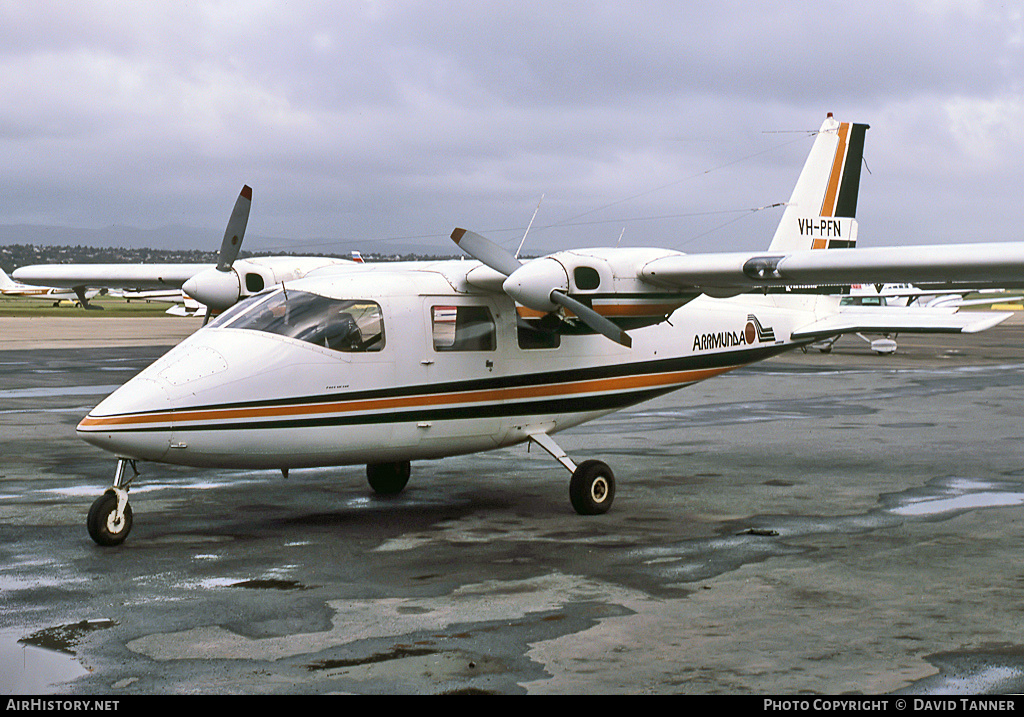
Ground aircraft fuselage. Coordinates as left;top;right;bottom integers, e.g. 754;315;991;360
77;262;828;470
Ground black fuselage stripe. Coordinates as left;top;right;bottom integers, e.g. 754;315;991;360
97;344;789;419
92;385;681;434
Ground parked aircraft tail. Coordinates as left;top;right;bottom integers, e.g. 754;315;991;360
769;114;868;252
0;268;16;290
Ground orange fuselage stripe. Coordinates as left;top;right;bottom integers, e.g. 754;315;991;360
515;302;685;319
79;365;735;430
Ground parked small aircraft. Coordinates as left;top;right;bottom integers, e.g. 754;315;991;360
1;268;100;307
807;284;1024;354
73;115;1024;546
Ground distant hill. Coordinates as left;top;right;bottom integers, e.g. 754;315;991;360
0;224;222;252
1;237;459;275
0;225;452;259
0;224;457;274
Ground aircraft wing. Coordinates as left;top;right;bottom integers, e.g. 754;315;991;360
12;264;213;291
790;306;1010;341
640;242;1024;294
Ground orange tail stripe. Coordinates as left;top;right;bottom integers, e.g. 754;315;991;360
820;122;850;218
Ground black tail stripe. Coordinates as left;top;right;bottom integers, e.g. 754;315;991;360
834;123;869;219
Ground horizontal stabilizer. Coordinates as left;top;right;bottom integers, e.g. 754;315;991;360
791;307;1011;341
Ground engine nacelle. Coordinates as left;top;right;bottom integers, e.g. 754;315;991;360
182;268;241;311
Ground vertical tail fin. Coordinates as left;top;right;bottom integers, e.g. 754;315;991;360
0;269;16;290
769;114;869;252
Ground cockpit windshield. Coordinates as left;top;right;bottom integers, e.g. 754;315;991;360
209;288;385;352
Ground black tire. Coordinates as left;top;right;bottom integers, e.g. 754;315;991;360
87;491;133;546
366;461;411;495
569;460;615;515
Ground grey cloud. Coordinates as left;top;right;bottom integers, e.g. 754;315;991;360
0;1;1022;255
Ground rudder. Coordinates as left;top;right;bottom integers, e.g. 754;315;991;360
769;114;869;252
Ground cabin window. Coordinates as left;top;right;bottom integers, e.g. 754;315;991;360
215;288;385;352
839;296;884;307
432;305;496;351
574;266;601;290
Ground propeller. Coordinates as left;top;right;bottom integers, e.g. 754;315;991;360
216;184;252;271
450;228;631;348
183;185;253;316
549;290;631;347
451;227;522;276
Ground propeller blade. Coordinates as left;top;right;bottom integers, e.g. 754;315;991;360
216;185;253;272
550;291;632;348
451;228;522;277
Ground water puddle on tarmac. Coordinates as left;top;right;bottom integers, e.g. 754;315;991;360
886;477;1024;518
0;620;115;694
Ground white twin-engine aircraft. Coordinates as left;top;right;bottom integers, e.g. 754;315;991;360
74;115;1024;546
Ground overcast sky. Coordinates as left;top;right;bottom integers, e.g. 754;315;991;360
1;1;1022;256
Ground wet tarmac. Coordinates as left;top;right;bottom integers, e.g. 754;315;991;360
3;316;1024;694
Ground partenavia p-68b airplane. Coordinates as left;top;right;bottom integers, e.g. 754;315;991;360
76;115;1024;546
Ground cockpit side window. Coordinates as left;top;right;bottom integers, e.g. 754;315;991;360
213;289;385;352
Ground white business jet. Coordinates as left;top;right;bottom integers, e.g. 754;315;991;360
75;115;1024;546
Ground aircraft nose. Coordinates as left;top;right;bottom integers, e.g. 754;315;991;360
77;377;173;462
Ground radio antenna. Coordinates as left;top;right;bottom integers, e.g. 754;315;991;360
516;194;545;259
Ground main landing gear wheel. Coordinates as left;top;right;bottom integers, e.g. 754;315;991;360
569;459;616;515
87;490;133;546
366;460;411;495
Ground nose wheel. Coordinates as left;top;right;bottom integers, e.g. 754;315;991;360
87;490;133;546
87;459;137;546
